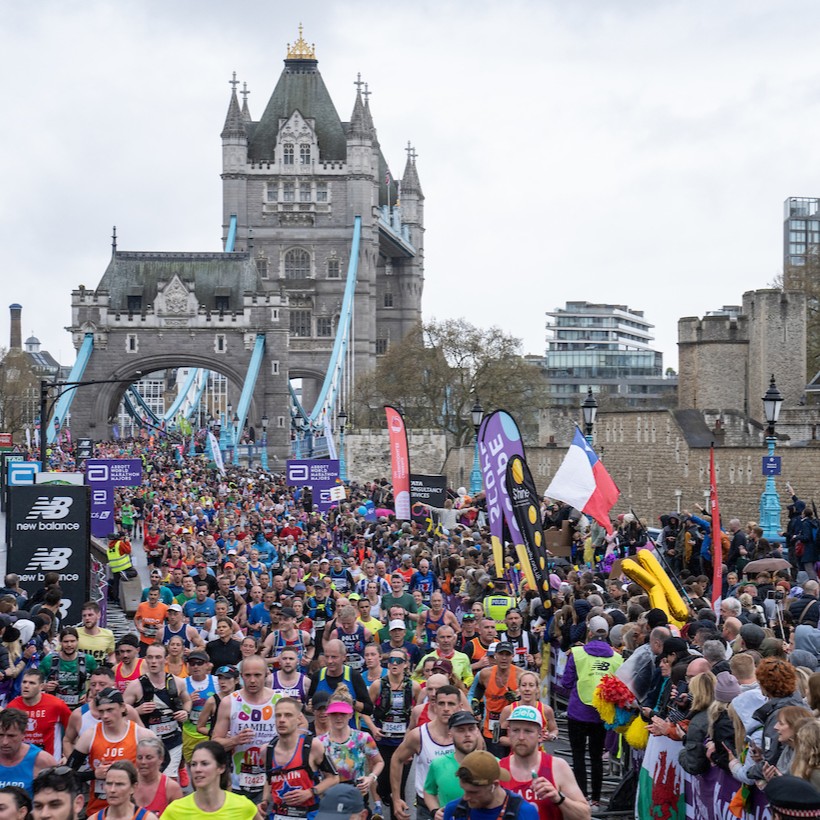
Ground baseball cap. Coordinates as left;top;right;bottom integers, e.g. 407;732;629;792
456;750;511;785
588;616;610;637
315;784;365;820
389;619;407;631
348;593;361;601
508;704;543;727
96;687;124;706
280;607;297;619
196;561;208;568
168;603;183;612
215;665;239;678
224;562;235;570
432;658;453;676
188;650;210;663
313;580;326;589
150;568;162;576
448;711;479;729
312;691;331;710
494;641;514;655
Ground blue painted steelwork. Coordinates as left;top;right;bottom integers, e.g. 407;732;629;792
233;334;266;452
162;368;199;422
225;214;238;253
128;383;162;425
182;371;209;421
47;333;94;444
306;216;361;428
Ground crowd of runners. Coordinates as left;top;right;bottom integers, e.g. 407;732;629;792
0;437;819;818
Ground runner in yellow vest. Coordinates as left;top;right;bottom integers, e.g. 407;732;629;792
559;615;623;806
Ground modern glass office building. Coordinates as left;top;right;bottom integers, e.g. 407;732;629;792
784;197;820;268
543;301;675;407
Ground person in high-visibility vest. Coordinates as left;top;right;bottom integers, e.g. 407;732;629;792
559;615;622;806
107;533;133;603
483;580;517;633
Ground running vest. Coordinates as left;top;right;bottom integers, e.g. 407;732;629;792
415;723;453;797
269;630;308;668
328;569;351;593
373;677;414;745
315;668;360;729
185;674;217;727
87;721;139;812
335;625;367;670
46;653;88;707
499;752;562;820
228;690;279;797
0;743;39;790
137;674;184;748
271;671;307;704
162;623;193;649
483;665;519;739
484;595;516;631
452;793;524;820
424;610;447;646
468;638;492;665
570;646;624;706
115;659;144;693
265;735;319;819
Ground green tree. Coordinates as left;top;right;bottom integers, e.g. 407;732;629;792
778;261;820;380
354;319;548;444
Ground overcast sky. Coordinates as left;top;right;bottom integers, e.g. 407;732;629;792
1;0;818;374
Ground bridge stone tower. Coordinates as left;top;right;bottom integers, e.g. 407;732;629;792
222;27;424;410
65;28;423;460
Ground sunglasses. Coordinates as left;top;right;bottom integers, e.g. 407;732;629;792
188;659;206;666
388;657;406;664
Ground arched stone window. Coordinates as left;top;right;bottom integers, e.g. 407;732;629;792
283;143;294;165
300;144;311;164
284;248;311;279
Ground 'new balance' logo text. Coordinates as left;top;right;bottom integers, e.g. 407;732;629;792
26;497;73;520
24;548;72;571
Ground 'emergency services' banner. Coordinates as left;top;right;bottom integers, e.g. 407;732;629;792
8;485;90;625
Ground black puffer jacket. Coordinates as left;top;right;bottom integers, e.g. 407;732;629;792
679;709;710;775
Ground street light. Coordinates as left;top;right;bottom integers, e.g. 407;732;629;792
337;407;348;483
39;375;137;468
232;412;240;465
582;387;598;446
469;397;484;494
260;414;269;470
759;374;784;542
294;413;304;459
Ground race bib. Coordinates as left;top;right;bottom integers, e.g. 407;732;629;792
383;721;406;735
144;625;158;637
239;771;265;788
314;619;326;629
63;693;80;706
347;654;363;670
152;720;178;736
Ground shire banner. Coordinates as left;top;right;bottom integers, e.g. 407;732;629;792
506;454;551;603
478;410;526;575
385;405;411;520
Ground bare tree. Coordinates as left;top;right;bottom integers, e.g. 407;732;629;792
0;349;39;440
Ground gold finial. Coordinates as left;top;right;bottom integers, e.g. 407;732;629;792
286;23;316;60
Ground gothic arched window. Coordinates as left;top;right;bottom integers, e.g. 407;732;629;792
283;143;294;165
300;144;311;165
285;248;311;279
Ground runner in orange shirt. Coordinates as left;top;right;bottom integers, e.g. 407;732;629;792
134;588;169;657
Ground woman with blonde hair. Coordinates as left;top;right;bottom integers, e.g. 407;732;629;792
679;671;717;775
498;670;558;748
791;718;820;788
164;636;188;678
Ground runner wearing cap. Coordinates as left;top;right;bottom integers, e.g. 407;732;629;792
443;750;538;820
41;627;98;709
181;650;218;764
472;642;520;757
499;705;590;819
261;606;313;671
141;570;175;605
369;646;421;811
380;618;422;668
161;604;205;655
314;783;367;820
69;687;155;814
306;581;335;660
195;666;239;739
424;711;484;820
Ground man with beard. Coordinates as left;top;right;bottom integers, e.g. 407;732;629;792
424;711;483;820
270;646;310;705
503;609;540;671
76;602;116;665
41;627;98;709
32;768;84;820
0;709;59;792
499;705;590;819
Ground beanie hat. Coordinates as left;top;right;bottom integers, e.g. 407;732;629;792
714;671;742;703
790;649;819;672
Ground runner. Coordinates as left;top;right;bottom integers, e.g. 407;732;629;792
181;649;218;765
0;708;59;792
306;640;373;730
114;635;145;694
134;589;169;657
472;642;520;757
262;607;313;671
77;602;116;666
41;627;98;710
328;606;373;673
7;668;71;759
161;604;205;654
270;646;310;705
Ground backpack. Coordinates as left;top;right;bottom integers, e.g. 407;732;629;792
452;793;523;820
607;768;638;813
266;733;315;777
373;677;414;723
138;673;184;714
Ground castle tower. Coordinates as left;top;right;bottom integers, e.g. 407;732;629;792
221;27;424;409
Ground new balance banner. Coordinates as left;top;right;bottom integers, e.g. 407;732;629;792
478;410;526;574
410;474;446;532
8;485;90;625
505;454;551;603
85;458;143;539
385;405;411;520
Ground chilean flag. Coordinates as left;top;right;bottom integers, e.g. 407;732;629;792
545;428;620;533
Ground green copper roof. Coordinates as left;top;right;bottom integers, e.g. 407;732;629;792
248;59;347;162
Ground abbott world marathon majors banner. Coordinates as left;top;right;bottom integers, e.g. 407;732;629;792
8;485;90;625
